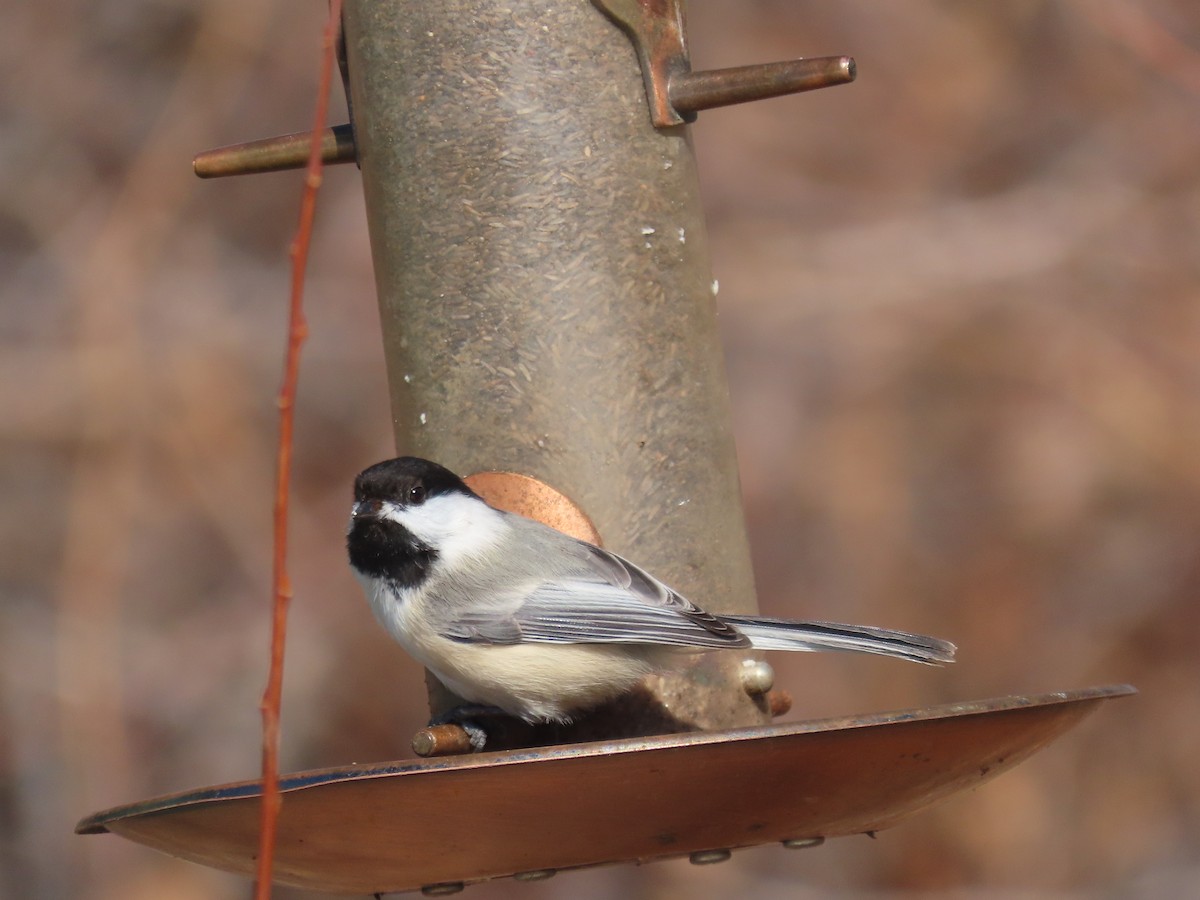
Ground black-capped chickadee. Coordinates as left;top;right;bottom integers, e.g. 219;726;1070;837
347;457;955;730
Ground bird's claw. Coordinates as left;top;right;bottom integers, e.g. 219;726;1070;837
428;703;507;752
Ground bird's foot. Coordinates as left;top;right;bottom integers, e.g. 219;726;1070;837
428;704;508;752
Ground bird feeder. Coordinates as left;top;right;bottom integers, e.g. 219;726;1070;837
78;1;1134;894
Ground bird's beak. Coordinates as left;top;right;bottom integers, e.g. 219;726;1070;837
352;499;383;519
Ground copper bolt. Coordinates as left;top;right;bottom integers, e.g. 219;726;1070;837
411;724;477;758
669;56;856;116
192;124;356;178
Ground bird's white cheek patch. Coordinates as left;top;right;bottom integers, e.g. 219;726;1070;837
382;493;508;568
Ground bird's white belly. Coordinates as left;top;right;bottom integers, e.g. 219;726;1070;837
425;639;658;722
360;575;659;721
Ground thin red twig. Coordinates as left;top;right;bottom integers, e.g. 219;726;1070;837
254;2;344;897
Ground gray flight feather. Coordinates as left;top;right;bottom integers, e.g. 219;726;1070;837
439;519;748;648
721;616;955;664
435;511;953;664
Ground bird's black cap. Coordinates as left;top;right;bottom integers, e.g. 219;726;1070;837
353;457;479;507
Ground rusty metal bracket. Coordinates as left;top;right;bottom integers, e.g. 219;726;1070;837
593;0;855;127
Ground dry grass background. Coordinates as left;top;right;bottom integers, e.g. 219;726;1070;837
2;0;1199;897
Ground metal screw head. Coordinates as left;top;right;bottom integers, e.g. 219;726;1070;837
689;848;732;865
782;836;825;850
740;658;775;695
767;689;793;717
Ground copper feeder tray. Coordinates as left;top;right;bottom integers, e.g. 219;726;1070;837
76;685;1134;895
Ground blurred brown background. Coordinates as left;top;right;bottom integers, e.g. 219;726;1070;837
3;0;1198;897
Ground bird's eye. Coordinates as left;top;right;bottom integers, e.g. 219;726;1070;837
408;484;427;505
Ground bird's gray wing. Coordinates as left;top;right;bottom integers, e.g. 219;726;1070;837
442;542;750;648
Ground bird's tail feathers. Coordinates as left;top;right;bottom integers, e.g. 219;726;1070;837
721;615;955;665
